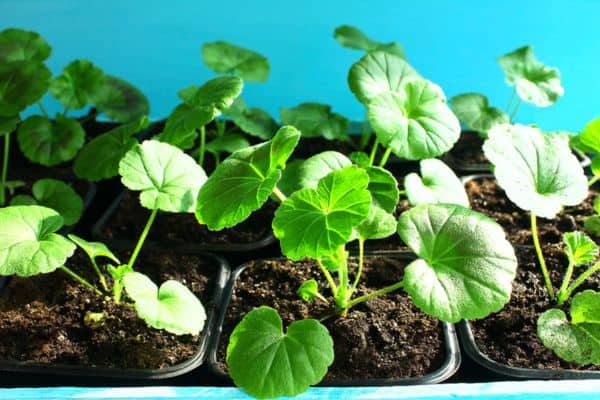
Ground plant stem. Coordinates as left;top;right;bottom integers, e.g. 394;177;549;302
91;259;108;291
510;98;522;122
506;88;516;114
0;132;9;206
317;259;338;297
336;258;349;315
556;261;575;305
349;239;365;296
378;147;392;167
398;190;406;197
359;109;371;150
560;261;600;304
198;126;206;167
368;138;380;167
37;101;49;118
216;118;226;137
127;208;159;269
589;176;600;187
272;186;287;202
347;281;404;309
60;266;102;296
531;212;554;299
214;152;221;167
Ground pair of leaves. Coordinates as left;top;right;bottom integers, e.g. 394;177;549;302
202;41;269;82
334;25;405;59
483;124;588;219
280;103;349;141
404;159;469;208
450;93;509;137
225;98;277;140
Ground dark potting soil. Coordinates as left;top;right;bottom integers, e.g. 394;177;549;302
443;131;488;170
471;245;600;371
466;177;599;246
216;257;444;382
101;191;276;246
0;250;220;369
293;137;361;160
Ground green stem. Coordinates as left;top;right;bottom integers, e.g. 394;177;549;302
378;147;392;167
216;118;226;137
359;109;371;150
368;138;380;167
349;239;365;296
556;261;575;305
398;189;406;197
198;126;206;167
0;132;9;206
37;101;49;118
560;261;600;304
510;98;522;122
335;258;349;314
347;281;404;309
91;259;108;291
60;266;102;296
589;176;600;187
531;212;554;299
506;88;516;114
272;186;287;203
317;259;338;297
214;152;221;167
127;208;159;269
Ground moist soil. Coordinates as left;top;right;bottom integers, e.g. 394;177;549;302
216;257;445;382
0;250;220;369
466;177;599;246
100;191;276;246
443;131;488;171
471;245;600;371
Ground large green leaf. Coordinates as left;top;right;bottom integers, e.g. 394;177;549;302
17;114;85;166
333;25;405;58
196;126;300;230
119;140;207;213
0;206;75;276
579;117;600;154
348;50;419;105
92;75;149;123
538;290;600;365
26;179;83;226
450;93;508;137
49;59;106;110
483;124;588;219
404;159;469;207
398;204;517;322
280;102;349;140
272;166;371;260
498;45;564;107
225;98;277;140
74;116;150;181
0;60;51;116
178;76;243;119
368;79;460;160
202;41;269;82
227;306;333;399
123;272;206;335
0;28;51;63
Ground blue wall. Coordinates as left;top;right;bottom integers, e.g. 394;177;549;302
1;0;599;131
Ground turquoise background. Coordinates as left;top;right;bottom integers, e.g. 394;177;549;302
1;0;599;131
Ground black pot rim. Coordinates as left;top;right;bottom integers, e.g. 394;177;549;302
207;253;461;387
0;252;230;380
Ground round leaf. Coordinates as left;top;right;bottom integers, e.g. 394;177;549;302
0;206;75;276
273;166;371;260
17;114;85;166
92;75;149;123
0;114;19;136
483;124;588;219
297;151;352;190
50;59;106;110
280;102;349;140
202;41;269;82
563;232;598;267
31;179;83;226
333;25;405;58
10;194;36;206
368;79;460;160
398;204;518;322
0;28;51;63
205;133;250;154
404;158;469;207
225;98;277;140
0;60;51;116
365;166;399;213
353;204;397;241
178;76;243;120
119;140;207;213
450;93;509;136
227;306;333;399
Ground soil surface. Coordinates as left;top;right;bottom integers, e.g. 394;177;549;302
216;257;445;382
443;131;488;171
466;177;599;246
0;250;221;369
471;245;600;371
100;191;276;247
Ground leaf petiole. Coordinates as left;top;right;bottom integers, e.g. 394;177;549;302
127;208;159;269
559;261;600;304
378;147;392;167
317;259;337;297
198;125;206;166
359;109;371;150
0;132;9;206
347;281;404;309
589;176;600;187
368;138;379;166
37;101;49;118
531;212;555;299
60;266;103;296
349;238;365;297
509;98;522;122
272;186;287;203
506;87;516;114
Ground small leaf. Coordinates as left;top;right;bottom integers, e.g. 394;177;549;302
155;103;208;150
74;116;150;181
17;114;85;166
196;126;300;230
227;306;333;399
584;216;600;237
277;159;304;197
563;232;598;267
450;93;509;137
202;41;269;82
368;79;460;160
225;98;277;140
123;272;206;335
50;59;106;110
319;247;347;272
365;166;399;213
0;114;19;136
404;159;469;207
0;28;51;63
579;117;600;154
349;151;370;168
483;124;587;219
280;103;349;141
498;45;563;107
119;140;207;213
92;75;149;123
333;25;405;58
205;133;250;154
31;179;83;226
296;151;352;190
0;206;75;276
297;279;321;303
178;76;243;120
353;204;396;241
398;204;518;322
0;60;51;116
68;234;120;265
273;166;371;260
10;194;36;206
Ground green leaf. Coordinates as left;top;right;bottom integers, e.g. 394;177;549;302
365;166;399;213
74;116;149;181
0;114;19;136
196;126;300;230
296;151;352;190
348;50;419;105
297;279;321;303
17;114;85;166
368;79;460;160
498;45;564;107
353;204;396;241
29;179;83;226
205;133;250;154
3;180;25;195
349;151;370;168
178;76;243;120
450;93;509;137
272;166;371;260
0;60;51;116
0;205;75;276
579;117;600;154
49;59;106;110
280;102;349;141
0;28;51;63
9;194;36;206
538;290;600;365
277;159;304;197
333;25;405;58
225;98;277;140
123;271;206;335
119;140;207;213
584;216;600;237
202;41;269;82
319;247;347;272
155;103;209;150
68;234;120;265
92;75;149;123
563;232;598;266
398;204;518;322
404;159;469;207
483;124;588;219
227;306;333;399
592;156;600;177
